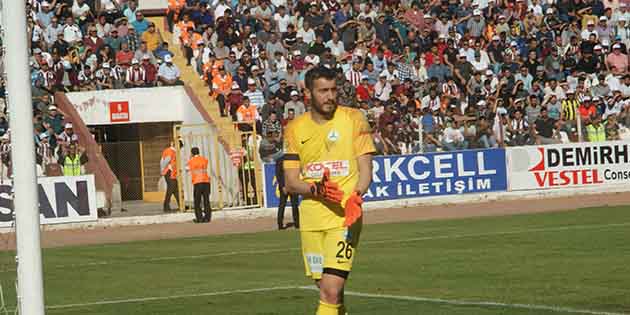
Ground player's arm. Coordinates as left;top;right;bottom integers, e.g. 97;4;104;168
282;122;315;196
284;167;314;195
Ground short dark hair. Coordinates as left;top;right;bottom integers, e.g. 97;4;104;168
305;66;337;91
191;147;200;155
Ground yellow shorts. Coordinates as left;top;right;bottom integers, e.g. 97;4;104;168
300;224;362;280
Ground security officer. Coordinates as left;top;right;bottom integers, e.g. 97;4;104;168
187;147;211;223
59;143;88;176
160;142;180;212
276;154;299;229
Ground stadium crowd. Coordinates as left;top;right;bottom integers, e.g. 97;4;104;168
170;0;630;159
0;0;628;174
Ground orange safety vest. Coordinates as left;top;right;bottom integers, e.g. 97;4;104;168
167;0;186;13
414;99;421;109
161;147;178;179
187;155;210;184
212;73;233;97
237;105;257;122
190;33;204;50
178;20;196;34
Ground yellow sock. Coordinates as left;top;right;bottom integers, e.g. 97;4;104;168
316;300;341;315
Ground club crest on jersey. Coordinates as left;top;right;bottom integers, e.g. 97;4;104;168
327;130;340;142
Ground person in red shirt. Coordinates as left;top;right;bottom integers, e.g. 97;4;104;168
116;42;134;66
579;96;597;123
83;26;105;53
281;108;296;127
141;55;158;86
226;82;243;122
356;76;374;102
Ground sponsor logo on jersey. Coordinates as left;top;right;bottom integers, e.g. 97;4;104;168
304;160;350;178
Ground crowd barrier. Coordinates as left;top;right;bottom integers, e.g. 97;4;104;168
262;141;630;208
0;175;98;228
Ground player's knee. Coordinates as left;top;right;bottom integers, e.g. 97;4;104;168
319;285;342;304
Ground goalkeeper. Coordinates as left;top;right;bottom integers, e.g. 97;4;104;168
283;67;375;315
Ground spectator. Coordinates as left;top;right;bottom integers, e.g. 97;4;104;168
116;42;134;65
125;58;146;88
236;96;261;133
57;123;78;149
212;65;233;117
244;78;266;110
141;54;158;86
227;82;244;121
535;108;560;144
158;55;183;86
77;66;97;90
374;73;392;102
283;90;305;118
123;1;138;23
83;25;105;52
95;62;116;89
131;11;149;36
442;120;468;151
606;43;628;75
142;22;162;52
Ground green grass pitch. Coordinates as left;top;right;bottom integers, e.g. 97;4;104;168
0;206;629;314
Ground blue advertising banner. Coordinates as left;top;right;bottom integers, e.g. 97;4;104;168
263;149;508;208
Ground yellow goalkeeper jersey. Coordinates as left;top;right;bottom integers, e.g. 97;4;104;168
283;106;376;231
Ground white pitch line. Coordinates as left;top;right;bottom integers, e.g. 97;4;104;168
44;286;299;310
362;221;630;246
0;221;629;273
297;286;628;315
34;285;629;315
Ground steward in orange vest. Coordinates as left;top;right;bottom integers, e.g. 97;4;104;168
166;0;186;33
187;147;211;223
212;65;232;117
160;143;180;212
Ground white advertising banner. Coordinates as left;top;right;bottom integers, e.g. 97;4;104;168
507;141;630;191
0;175;98;227
138;0;169;11
65;86;206;125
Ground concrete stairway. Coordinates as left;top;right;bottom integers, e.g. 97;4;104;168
149;17;242;148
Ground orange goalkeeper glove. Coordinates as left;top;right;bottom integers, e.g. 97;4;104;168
309;168;344;204
343;191;363;227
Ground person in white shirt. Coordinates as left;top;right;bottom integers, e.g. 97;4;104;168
581;21;599;40
529;0;544;17
63;16;82;45
544;79;566;100
72;0;92;22
214;0;230;19
442;120;468;151
297;21;316;45
380;63;399;83
95;15;114;38
44;17;64;46
374;73;392;101
471;51;489;72
459;39;476;63
606;73;622;92
325;32;345;59
273;6;291;33
421;88;441;111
